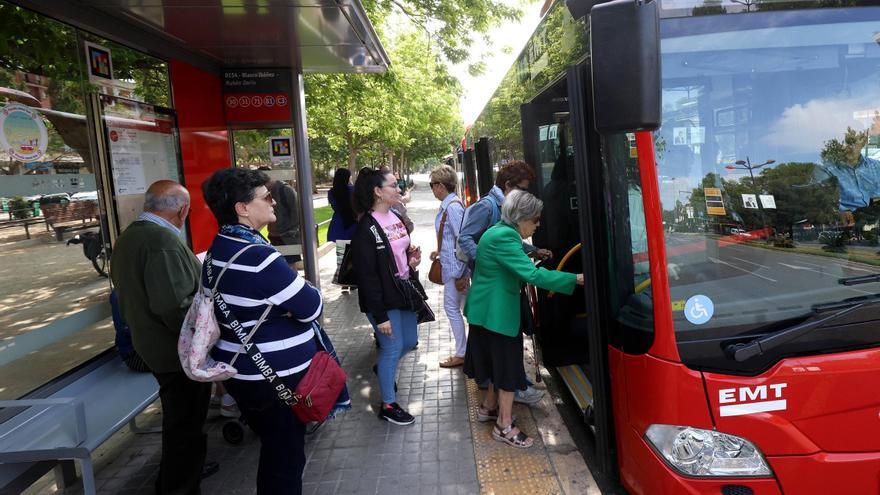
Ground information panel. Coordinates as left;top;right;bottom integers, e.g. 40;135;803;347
223;69;293;123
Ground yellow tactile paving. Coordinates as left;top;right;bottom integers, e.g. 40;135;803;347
466;379;566;495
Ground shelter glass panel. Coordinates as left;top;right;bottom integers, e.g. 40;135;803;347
0;3;112;399
232;129;305;269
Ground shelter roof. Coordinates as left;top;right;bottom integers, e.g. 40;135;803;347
11;0;390;73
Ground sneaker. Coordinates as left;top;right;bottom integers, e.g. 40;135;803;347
378;402;415;425
220;394;240;418
513;386;545;405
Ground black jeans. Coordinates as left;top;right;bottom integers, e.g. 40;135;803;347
225;378;306;495
152;371;212;495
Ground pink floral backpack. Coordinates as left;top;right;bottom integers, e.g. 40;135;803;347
178;244;268;382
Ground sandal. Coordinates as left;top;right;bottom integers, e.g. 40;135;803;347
439;356;465;368
477;405;515;423
492;423;533;449
477;405;498;422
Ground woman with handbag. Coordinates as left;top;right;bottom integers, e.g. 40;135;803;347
352;168;422;425
328;168;357;293
428;165;469;368
202;168;329;494
464;190;584;449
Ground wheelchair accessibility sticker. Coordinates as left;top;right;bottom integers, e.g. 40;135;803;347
684;295;714;325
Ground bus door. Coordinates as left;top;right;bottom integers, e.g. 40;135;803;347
521;76;594;411
527;62;649;480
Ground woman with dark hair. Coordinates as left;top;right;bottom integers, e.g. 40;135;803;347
327;168;357;292
201;167;335;494
351;168;421;425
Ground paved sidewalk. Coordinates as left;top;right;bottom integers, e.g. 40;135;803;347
24;178;596;495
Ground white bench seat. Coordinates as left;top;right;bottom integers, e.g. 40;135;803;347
0;353;158;494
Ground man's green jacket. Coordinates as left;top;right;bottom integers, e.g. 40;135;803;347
110;220;200;373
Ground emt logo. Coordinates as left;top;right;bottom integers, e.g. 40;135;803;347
718;383;788;417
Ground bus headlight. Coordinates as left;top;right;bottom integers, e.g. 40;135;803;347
645;424;772;477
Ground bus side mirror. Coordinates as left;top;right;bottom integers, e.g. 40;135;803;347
590;0;661;133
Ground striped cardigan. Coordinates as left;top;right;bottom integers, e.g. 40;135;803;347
207;232;323;383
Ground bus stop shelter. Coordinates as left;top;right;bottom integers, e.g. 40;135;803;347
9;0;390;283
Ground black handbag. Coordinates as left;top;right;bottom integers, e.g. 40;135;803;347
393;275;434;324
333;242;357;287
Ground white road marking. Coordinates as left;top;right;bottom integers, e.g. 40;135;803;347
731;256;770;269
778;262;835;278
828;260;879;273
709;257;778;282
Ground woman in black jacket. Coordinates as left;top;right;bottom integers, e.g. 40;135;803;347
352;168;421;426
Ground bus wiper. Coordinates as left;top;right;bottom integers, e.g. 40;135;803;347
838;274;880;286
725;294;880;362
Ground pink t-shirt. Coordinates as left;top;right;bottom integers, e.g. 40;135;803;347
372;209;410;279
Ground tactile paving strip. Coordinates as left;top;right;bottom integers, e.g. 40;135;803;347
465;379;565;494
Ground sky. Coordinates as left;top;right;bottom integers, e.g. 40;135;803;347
449;1;545;125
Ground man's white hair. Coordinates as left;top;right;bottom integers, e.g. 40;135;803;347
143;188;188;212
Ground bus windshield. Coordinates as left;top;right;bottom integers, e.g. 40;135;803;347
654;7;880;372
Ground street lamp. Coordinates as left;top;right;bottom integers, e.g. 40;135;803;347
724;157;775;239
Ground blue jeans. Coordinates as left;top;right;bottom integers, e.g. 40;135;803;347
367;309;418;404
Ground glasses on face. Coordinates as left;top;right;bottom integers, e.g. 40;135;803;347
255;190;273;203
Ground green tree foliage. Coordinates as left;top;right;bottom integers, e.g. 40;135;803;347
472;2;587;161
305;29;462;173
821;126;869;167
685;164;839;236
361;0;522;69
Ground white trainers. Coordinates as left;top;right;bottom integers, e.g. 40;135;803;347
513;386;544;405
220;394;240;418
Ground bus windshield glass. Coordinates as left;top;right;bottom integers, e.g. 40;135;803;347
654;7;880;371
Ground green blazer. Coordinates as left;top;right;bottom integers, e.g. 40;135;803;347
464;222;576;337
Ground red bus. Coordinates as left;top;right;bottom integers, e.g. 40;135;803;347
469;0;880;493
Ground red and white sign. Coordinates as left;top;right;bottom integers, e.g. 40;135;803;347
223;69;293;123
224;92;292;122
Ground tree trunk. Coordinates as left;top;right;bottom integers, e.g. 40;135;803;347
348;147;358;174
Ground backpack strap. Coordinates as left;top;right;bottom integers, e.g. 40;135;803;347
483;195;501;225
205;243;274;366
436;199;463;252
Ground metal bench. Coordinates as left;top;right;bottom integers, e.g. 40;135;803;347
0;352;159;494
42;201;100;241
0;217;43;239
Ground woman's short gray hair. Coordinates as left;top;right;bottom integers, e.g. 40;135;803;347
501;189;543;226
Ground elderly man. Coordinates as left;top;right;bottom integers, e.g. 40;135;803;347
110;180;217;494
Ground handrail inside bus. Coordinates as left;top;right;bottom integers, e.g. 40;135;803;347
549;243;582;297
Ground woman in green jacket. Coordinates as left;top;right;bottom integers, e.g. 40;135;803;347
464;189;584;448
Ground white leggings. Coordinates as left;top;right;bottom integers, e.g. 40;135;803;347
443;280;467;357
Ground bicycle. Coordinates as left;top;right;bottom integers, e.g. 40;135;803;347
67;231;108;277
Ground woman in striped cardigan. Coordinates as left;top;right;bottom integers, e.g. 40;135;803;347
202;168;334;495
